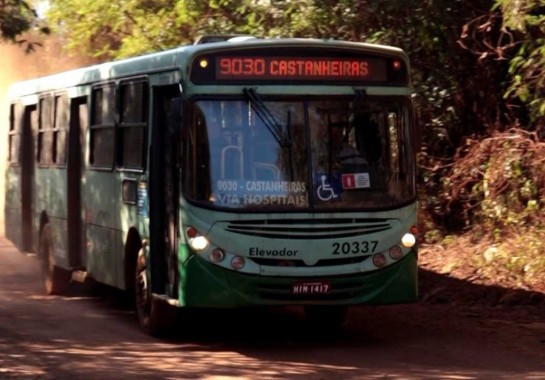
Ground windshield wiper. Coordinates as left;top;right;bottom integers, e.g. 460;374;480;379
243;87;291;148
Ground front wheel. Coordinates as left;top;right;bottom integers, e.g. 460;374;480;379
39;224;71;295
134;249;177;337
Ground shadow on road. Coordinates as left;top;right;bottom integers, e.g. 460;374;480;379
2;235;545;380
68;266;545;345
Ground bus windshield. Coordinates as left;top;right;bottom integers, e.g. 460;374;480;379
182;97;415;211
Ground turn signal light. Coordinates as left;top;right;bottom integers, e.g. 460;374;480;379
185;226;197;238
231;255;246;270
210;248;225;262
372;253;387;268
389;246;403;260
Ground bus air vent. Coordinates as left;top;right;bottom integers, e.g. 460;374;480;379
250;255;368;267
224;218;392;239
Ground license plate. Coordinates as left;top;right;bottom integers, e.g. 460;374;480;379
292;280;331;294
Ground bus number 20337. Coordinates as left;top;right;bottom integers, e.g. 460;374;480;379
332;241;378;255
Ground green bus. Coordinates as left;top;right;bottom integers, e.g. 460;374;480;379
4;36;418;335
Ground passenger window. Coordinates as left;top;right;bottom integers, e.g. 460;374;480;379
52;94;69;166
37;96;52;165
119;80;148;169
90;84;116;168
8;103;20;165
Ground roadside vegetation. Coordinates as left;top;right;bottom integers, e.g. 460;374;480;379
2;0;545;291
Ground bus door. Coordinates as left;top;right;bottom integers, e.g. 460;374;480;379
85;83;119;287
20;104;37;252
3;102;38;253
148;85;180;296
67;97;87;268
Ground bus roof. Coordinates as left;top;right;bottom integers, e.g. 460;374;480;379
8;37;408;99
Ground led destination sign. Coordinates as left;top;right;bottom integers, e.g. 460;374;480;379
216;57;386;82
191;50;407;85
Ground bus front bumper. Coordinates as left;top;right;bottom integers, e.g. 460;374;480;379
177;250;418;307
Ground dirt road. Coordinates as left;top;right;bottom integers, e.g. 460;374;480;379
0;237;544;380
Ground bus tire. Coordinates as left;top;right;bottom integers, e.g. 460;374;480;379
39;224;71;295
134;249;177;337
303;305;348;331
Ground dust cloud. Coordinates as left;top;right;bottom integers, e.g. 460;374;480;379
0;36;90;236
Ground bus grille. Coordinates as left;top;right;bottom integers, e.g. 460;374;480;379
250;255;369;267
224;218;393;239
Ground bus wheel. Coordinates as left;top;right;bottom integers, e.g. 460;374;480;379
303;305;348;331
134;249;176;337
39;224;71;295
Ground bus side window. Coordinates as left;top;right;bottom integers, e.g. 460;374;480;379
8;103;21;166
90;84;116;168
37;96;53;166
119;80;149;169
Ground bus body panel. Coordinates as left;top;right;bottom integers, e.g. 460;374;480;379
35;167;69;268
84;170;141;289
117;173;142;288
4;166;24;249
178;249;417;307
84;170;119;285
5;102;37;253
180;203;417;272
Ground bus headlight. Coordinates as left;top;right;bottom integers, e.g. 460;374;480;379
401;233;416;248
190;236;209;251
185;226;209;252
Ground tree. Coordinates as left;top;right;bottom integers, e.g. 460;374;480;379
0;0;49;51
496;0;545;132
46;0;183;60
46;0;321;60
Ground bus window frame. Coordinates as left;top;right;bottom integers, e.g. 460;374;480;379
182;94;416;212
36;95;53;168
8;102;21;167
116;77;149;173
50;92;69;169
89;82;117;171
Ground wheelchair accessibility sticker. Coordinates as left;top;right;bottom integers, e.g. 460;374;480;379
315;174;347;201
317;175;338;201
315;172;371;201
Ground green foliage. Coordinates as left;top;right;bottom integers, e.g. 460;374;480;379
46;0;182;60
470;229;545;288
46;0;379;59
495;0;545;128
441;129;545;236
